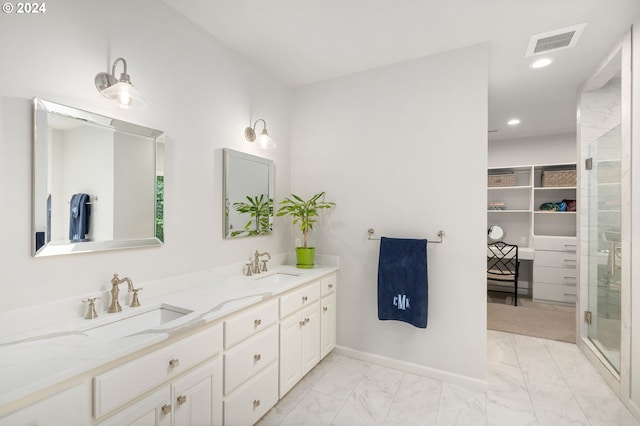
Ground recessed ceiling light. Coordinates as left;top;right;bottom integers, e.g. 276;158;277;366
531;58;553;69
507;119;521;126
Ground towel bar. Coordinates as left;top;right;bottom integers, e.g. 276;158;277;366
66;195;99;204
367;228;445;244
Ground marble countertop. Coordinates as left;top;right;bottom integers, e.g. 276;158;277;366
0;257;338;409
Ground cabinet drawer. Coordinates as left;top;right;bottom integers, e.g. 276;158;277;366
535;250;577;269
224;298;278;349
534;266;577;286
94;323;222;418
280;281;320;319
224;325;278;395
534;236;577;252
224;363;278;426
534;282;577;304
320;273;337;297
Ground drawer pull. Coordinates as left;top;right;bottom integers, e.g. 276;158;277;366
169;358;180;368
300;320;306;326
253;399;261;408
254;353;262;362
177;395;187;406
564;259;577;262
254;318;262;327
323;306;328;312
302;296;308;302
304;317;310;324
161;404;172;415
564;276;577;280
328;283;334;289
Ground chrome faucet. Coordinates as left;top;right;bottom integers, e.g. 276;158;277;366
108;273;142;313
253;251;271;274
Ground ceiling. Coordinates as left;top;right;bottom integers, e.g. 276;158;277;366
162;0;640;141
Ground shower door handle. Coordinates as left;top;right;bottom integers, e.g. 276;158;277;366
610;241;617;275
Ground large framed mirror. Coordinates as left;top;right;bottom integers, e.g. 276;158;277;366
33;98;165;256
223;148;274;238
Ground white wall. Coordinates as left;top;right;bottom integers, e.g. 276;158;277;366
113;132;155;240
488;133;576;167
291;45;489;384
0;0;292;312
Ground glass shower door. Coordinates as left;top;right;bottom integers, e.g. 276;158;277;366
587;124;622;372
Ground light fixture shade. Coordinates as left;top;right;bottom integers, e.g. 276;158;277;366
257;130;276;149
100;81;147;109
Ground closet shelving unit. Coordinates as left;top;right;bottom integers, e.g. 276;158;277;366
488;163;577;305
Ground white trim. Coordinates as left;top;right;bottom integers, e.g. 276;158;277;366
332;345;488;392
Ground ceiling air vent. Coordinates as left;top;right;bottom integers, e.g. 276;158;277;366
526;23;586;57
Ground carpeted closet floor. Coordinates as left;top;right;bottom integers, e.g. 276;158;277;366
487;292;576;343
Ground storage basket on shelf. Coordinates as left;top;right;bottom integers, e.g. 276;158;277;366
541;169;576;187
488;172;517;187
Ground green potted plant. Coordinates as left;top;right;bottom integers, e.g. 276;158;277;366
277;192;335;268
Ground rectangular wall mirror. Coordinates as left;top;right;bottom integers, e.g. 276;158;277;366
223;148;274;238
33;98;165;256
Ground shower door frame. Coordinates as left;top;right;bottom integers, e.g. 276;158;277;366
577;32;631;402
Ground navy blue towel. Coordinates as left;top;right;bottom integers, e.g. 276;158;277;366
377;237;428;328
69;193;91;241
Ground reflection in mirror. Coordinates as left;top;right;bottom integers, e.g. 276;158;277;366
33;98;165;256
223;149;274;238
487;225;506;243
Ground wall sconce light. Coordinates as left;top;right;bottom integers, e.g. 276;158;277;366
94;58;146;109
245;119;276;149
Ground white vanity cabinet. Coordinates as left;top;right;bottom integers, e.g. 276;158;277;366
172;359;222;426
95;323;223;425
222;299;279;426
279;281;321;398
0;381;92;426
0;268;339;426
320;273;337;359
533;236;578;304
98;386;172;426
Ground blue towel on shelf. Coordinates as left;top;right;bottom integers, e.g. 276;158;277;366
377;237;428;328
69;193;91;241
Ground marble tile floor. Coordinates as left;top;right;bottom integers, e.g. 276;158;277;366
257;330;639;426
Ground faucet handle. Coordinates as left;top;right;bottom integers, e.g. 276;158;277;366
244;262;253;276
82;296;101;319
129;287;143;307
261;259;268;272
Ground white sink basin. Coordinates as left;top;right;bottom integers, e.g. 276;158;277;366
253;272;300;285
83;304;192;340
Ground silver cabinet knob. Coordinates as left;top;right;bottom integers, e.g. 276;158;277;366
253;399;261;408
177;395;187;406
254;353;262;362
169;358;180;368
323;306;328;312
161;404;171;415
254;318;262;327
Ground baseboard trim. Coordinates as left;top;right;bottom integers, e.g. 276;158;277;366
333;345;488;392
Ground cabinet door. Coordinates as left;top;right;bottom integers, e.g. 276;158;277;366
279;313;303;398
321;292;337;359
98;386;171;426
0;381;91;426
301;302;321;376
172;358;222;426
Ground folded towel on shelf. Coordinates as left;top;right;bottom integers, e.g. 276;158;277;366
377;237;429;328
69;193;91;241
